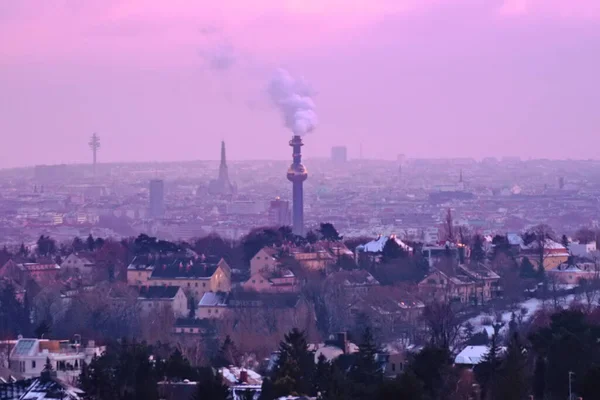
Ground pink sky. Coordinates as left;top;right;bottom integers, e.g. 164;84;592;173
1;0;599;168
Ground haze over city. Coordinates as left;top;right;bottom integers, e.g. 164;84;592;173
1;0;599;169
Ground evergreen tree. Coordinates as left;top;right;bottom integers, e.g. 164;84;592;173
18;242;29;257
164;348;197;381
0;283;31;339
378;370;424;400
87;234;96;251
381;238;406;262
407;346;453;400
561;234;569;250
193;367;230;400
471;234;486;264
72;237;85;252
214;335;239;368
318;223;342;242
318;361;350;400
348;327;382;399
306;230;319;244
269;328;315;398
474;322;504;400
494;333;529;400
313;354;332;396
520;257;537;278
34;320;52;339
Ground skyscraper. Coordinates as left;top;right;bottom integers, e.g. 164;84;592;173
149;179;165;219
331;146;347;163
268;197;291;227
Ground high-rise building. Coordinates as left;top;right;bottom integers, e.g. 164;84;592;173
149;179;165;219
268;197;291;227
287;135;308;236
331;146;347;163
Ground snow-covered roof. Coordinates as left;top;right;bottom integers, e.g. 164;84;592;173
455;345;505;365
357;235;412;253
507;233;523;246
198;291;228;307
521;239;567;251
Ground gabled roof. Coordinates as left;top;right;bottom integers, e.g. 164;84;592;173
328;270;380;287
149;258;229;280
198;291;228;307
357;235;413;253
455;345;506;365
138;286;181;300
226;291;301;309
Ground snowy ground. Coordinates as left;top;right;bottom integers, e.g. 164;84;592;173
465;294;578;337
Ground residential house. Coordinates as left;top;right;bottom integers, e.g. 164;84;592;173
8;338;103;385
291;250;335;271
455;345;506;367
326;270;380;294
0;260;60;285
224;291;315;333
243;268;299;293
172;318;214;336
60;253;95;278
569;241;597;257
0;376;84;400
352;287;425;339
355;235;413;258
196;291;228;319
137;286;188;317
548;262;599;285
250;247;281;276
519;239;569;270
127;256;232;301
418;263;500;305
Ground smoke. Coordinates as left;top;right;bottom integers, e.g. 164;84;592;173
267;68;318;136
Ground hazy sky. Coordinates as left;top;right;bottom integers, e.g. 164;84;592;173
1;0;599;168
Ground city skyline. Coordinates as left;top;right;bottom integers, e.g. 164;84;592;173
1;0;599;168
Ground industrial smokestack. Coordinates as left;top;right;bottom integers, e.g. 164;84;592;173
287;135;307;236
268;69;316;237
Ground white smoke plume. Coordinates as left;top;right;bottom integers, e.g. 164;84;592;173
267;68;318;136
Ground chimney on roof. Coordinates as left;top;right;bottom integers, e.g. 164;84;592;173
239;369;248;384
337;332;348;354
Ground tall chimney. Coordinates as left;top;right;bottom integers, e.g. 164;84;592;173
287;135;308;236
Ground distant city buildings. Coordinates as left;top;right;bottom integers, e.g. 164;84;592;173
149;179;165;219
331;146;348;163
268;197;291;227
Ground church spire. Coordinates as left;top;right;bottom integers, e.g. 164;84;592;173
220;140;227;167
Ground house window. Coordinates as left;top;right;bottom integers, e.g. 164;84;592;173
391;363;396;372
203;283;206;288
215;309;219;313
32;361;36;369
252;280;256;284
187;282;190;287
195;283;198;287
208;309;212;314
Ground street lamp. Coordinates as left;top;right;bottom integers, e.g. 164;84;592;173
568;371;575;400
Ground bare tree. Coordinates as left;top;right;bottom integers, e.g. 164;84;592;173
525;224;556;271
422;301;462;351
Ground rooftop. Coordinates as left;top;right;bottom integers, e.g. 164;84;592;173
138;286;181;300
